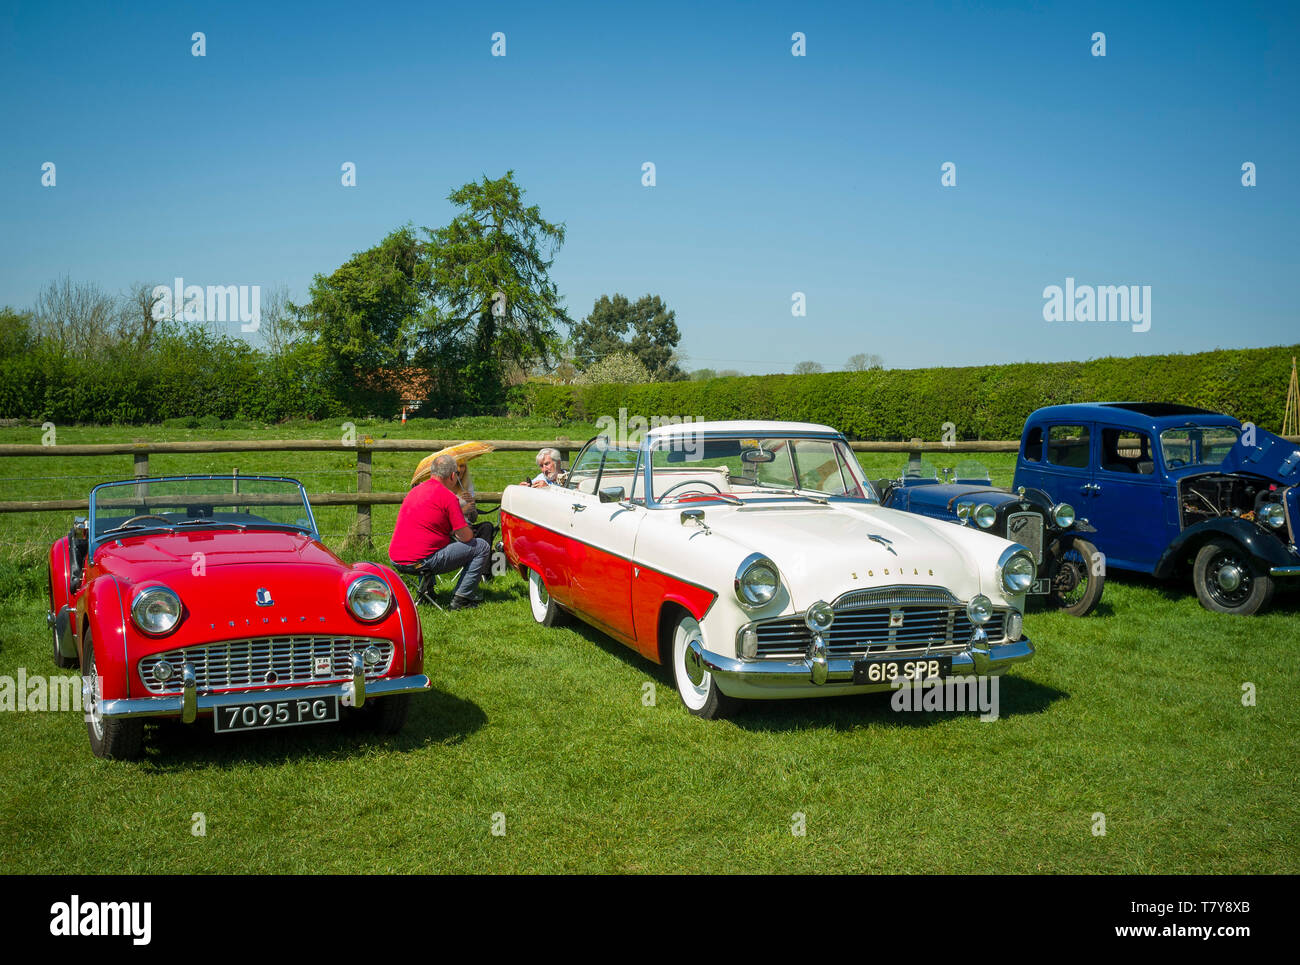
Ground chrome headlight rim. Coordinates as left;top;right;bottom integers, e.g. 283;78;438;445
1052;502;1075;529
955;501;973;522
130;584;183;636
346;575;393;622
966;594;993;625
1258;501;1286;530
997;545;1037;595
973;503;996;529
734;553;780;609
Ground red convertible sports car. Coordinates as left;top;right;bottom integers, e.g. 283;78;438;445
47;475;430;759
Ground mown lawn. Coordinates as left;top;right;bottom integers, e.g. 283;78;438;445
0;419;1295;873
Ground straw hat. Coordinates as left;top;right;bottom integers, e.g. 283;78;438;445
411;441;496;487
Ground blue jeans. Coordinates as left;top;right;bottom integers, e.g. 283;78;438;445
416;538;491;599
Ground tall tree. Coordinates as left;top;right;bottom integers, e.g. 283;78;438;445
570;293;684;381
294;227;431;409
793;360;824;375
423;172;572;410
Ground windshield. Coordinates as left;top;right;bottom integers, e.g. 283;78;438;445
646;435;874;505
89;476;316;546
1159;426;1241;470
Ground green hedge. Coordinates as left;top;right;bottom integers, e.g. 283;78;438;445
515;345;1300;439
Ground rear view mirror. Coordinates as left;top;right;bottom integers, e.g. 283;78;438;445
598;486;625;504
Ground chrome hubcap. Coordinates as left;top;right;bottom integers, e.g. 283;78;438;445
1216;563;1242;592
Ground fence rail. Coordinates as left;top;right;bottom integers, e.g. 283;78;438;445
9;435;1292;541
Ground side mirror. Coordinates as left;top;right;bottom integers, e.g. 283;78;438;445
598;486;626;504
680;509;705;526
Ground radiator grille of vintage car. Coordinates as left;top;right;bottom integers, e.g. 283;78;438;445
750;587;1007;660
137;637;395;695
1006;511;1045;564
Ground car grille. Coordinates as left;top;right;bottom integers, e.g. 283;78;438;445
137;637;395;695
1005;511;1044;564
750;587;1006;660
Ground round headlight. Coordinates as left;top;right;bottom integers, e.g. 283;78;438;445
966;594;993;625
1006;610;1024;641
347;576;392;622
131;586;182;635
955;502;972;521
804;600;834;633
1000;551;1036;594
153;659;175;682
974;503;996;529
1052;502;1075;529
1258;502;1285;529
735;556;779;608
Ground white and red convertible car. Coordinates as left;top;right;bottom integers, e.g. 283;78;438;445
501;421;1036;717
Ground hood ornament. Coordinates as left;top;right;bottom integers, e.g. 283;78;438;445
868;534;898;556
255;587;274;606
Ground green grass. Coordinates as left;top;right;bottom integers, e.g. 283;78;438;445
0;419;1295;873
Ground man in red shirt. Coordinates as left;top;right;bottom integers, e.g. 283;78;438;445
389;455;491;609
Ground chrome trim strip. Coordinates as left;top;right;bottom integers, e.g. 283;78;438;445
101;674;433;720
831;585;960;610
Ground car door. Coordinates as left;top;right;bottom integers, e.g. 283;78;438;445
1021;420;1097;519
563;443;643;645
1083;424;1170;572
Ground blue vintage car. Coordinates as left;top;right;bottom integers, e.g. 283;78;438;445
1012;402;1300;615
878;460;1105;616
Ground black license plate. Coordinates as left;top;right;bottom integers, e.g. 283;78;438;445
1031;578;1051;594
214;696;339;733
853;655;952;685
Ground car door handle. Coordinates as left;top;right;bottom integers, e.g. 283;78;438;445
571;503;586;512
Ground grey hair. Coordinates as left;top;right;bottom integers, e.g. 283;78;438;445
536;448;561;466
430;454;458;480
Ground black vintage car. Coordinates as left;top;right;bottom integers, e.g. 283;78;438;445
877;461;1105;616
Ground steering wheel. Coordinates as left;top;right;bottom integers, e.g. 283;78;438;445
110;514;172;530
660;479;724;501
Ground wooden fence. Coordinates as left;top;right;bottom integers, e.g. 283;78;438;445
0;436;1036;542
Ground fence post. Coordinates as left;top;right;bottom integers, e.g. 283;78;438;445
355;447;372;548
133;448;149;502
906;438;923;475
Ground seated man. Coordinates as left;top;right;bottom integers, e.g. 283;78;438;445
390;455;491;610
524;447;563;488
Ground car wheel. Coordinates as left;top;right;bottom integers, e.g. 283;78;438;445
528;567;565;627
83;634;144;760
353;694;410;734
1193;537;1274;615
1045;538;1105;617
670;613;739;720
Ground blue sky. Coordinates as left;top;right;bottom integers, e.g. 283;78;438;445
2;0;1296;374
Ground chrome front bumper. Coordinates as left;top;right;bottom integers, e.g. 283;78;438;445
101;673;432;722
688;636;1034;700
